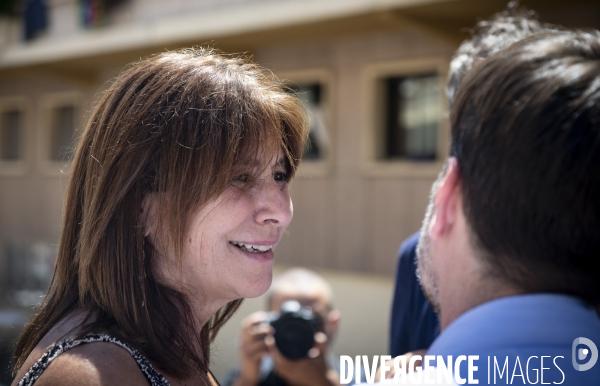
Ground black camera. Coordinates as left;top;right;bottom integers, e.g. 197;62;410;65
267;300;320;360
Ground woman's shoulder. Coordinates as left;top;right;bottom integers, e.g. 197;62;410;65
13;315;156;386
13;337;151;386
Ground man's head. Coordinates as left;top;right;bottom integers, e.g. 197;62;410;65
268;268;340;342
446;1;548;107
418;29;600;325
418;3;550;316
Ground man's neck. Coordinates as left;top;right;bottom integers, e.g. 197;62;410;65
438;272;521;330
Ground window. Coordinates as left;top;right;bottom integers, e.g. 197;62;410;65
362;58;449;177
23;0;48;40
384;74;440;160
49;104;76;162
81;0;128;27
40;92;83;173
288;83;329;160
0;97;28;175
279;69;334;177
0;109;23;161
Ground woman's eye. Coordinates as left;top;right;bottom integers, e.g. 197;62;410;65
233;174;250;184
274;171;289;183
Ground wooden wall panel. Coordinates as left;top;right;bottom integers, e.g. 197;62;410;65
367;178;434;275
276;178;337;269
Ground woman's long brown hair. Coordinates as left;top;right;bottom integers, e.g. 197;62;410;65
13;48;308;378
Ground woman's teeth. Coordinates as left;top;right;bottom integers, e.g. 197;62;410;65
230;241;273;253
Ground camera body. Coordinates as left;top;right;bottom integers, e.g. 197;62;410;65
267;300;320;360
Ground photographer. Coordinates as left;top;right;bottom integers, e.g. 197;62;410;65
225;268;352;386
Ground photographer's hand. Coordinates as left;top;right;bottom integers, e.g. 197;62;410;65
234;311;273;386
375;349;426;382
267;332;340;386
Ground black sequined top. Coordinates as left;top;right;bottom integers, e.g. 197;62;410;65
17;333;171;386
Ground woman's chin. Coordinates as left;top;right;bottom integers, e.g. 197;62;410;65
240;268;274;299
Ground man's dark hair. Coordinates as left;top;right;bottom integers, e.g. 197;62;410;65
446;1;549;107
450;29;600;305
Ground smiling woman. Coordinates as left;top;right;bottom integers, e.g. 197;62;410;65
10;48;308;386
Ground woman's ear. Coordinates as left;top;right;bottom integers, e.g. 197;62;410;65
141;193;159;238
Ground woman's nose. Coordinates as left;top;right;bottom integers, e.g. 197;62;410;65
253;181;293;227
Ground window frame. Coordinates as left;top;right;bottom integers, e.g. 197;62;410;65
0;96;30;176
38;91;84;175
276;68;335;178
361;57;450;178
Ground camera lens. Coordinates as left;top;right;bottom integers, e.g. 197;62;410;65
269;300;319;360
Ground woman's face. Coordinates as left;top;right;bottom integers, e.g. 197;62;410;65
155;151;293;308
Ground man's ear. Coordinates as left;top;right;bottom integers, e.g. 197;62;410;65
430;157;461;239
141;193;159;238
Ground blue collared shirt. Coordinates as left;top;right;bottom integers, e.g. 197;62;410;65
426;294;600;385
